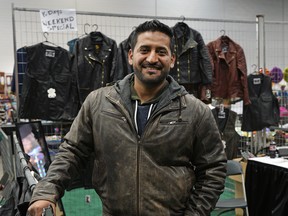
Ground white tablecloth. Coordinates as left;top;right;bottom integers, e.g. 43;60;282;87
249;156;288;169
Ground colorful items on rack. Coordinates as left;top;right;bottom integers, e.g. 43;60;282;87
283;67;288;82
279;106;288;117
269;66;283;83
259;67;270;76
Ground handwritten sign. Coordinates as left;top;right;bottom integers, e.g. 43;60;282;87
40;9;77;32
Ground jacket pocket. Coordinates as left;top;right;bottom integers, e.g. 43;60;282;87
101;109;127;123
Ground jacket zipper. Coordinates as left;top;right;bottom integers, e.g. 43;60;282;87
107;96;141;214
107;94;183;215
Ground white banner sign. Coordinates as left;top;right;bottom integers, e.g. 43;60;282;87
40;9;77;32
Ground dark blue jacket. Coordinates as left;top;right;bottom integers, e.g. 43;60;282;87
170;22;213;103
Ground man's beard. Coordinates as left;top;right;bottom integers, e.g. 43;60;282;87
134;62;168;87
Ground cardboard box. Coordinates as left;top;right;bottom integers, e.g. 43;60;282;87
229;158;247;216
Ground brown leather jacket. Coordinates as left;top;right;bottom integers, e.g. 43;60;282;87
207;36;251;105
30;74;227;216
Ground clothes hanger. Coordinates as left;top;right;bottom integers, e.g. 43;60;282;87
251;64;260;75
78;23;90;39
220;29;229;40
220;29;226;37
42;32;58;47
180;15;185;22
175;15;189;36
178;15;187;26
89;24;103;44
220;29;229;51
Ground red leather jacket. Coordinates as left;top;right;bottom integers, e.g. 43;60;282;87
207;36;250;105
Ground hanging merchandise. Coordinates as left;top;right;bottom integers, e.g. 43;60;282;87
212;107;240;159
207;34;250;105
18;41;76;121
269;66;283;84
241;73;280;131
115;30;135;80
71;28;118;105
259;67;270;76
67;38;78;53
283;67;288;83
11;47;27;97
66;23;95;54
170;22;213;103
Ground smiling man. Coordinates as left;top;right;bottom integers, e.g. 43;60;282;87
129;28;174;90
28;20;226;216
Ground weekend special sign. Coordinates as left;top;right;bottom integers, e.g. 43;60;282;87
40;9;77;32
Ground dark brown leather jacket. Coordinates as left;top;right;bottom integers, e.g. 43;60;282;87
30;74;226;216
207;36;250;105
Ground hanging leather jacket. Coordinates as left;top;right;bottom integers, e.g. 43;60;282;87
242;73;280;131
19;43;74;120
115;30;135;80
207;36;250;105
71;31;118;105
170;22;213;103
212;107;240;159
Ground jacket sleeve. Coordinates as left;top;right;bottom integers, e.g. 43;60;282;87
195;31;213;85
29;94;95;204
109;40;119;83
185;104;227;215
237;46;251;105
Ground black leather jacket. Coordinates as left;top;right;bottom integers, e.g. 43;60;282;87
115;30;135;80
242;73;280;131
30;74;226;215
212;108;240;160
71;32;118;104
19;43;73;120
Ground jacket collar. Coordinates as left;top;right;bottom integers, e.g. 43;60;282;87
81;32;115;62
110;74;188;114
214;36;237;64
172;22;198;55
122;30;135;50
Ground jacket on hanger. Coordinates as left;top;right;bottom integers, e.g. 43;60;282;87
19;43;75;120
71;31;118;104
207;36;250;105
212;107;240;159
170;22;213;103
115;30;135;80
241;73;280;131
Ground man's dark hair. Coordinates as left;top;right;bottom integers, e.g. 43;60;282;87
130;19;174;52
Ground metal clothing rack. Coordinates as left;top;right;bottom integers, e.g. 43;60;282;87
10;4;288;154
10;4;258;119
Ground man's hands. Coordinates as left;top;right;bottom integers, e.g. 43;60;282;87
28;200;56;216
